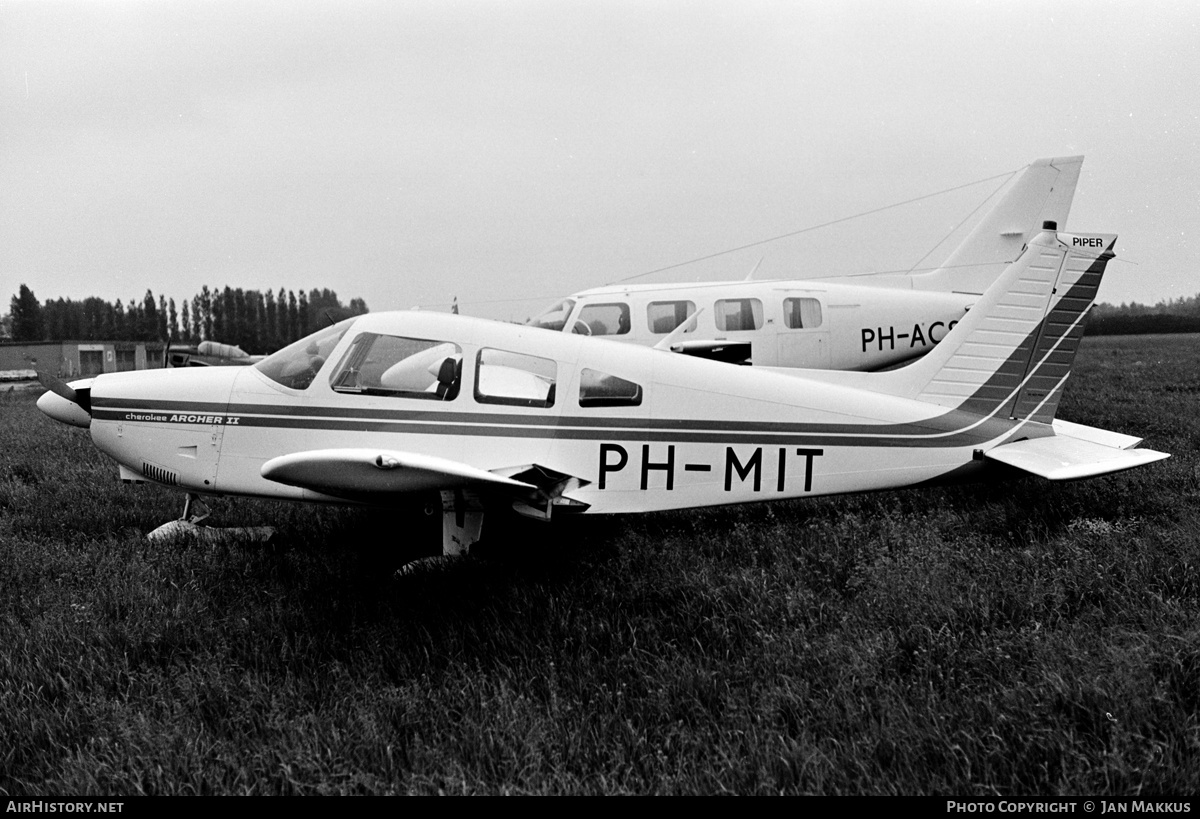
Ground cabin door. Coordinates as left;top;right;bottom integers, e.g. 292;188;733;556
777;331;830;369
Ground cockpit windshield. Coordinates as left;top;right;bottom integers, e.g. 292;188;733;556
254;318;355;390
527;299;576;332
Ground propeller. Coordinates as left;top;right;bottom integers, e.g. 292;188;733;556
36;371;93;428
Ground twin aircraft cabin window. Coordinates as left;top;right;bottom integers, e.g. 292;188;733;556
325;333;642;409
569;297;823;336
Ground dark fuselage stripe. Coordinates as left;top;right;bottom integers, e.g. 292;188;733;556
91;406;1023;448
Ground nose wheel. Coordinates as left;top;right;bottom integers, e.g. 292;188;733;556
180;493;211;524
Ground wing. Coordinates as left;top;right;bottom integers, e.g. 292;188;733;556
984;435;1169;481
261;448;539;498
260;449;591;518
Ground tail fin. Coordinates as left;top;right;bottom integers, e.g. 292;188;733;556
910;155;1084;295
879;226;1114;425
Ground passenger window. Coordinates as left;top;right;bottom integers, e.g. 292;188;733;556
475;349;556;407
647;300;696;334
329;333;462;400
715;298;763;332
575;303;631;336
783;297;823;329
579;369;643;407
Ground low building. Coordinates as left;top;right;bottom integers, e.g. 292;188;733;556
0;341;167;377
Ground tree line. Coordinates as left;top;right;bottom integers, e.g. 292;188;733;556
6;284;368;355
1086;293;1200;336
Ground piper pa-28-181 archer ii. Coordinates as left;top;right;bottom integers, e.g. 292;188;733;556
38;224;1167;558
528;156;1084;370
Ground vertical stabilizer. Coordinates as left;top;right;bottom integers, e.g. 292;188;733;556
879;226;1114;425
910;155;1084;295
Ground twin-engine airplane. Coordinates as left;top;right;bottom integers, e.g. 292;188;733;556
529;156;1084;370
38;224;1167;557
166;340;266;368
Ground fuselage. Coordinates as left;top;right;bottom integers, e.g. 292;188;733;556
82;311;1040;515
527;279;973;370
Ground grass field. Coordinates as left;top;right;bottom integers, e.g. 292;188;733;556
1;334;1197;795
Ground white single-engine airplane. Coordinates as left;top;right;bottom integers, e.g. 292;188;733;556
38;224;1167;558
529;156;1083;370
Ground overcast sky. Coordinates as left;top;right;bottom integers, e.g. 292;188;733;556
3;0;1197;323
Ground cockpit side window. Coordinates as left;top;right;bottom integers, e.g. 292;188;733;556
575;302;631;336
475;348;556;408
329;333;462;400
647;300;696;334
579;369;643;407
254;319;353;390
715;298;763;332
783;297;823;329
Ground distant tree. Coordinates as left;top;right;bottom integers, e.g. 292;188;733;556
229;287;244;346
217;287;232;341
159;294;170;340
63;299;82;339
10;284;43;341
167;297;178;341
113;300;127;338
287;290;299;342
277;288;288;346
349;297;369;315
181;298;192;341
42;297;64;341
211;287;226;341
199;286;213;340
247;290;265;353
264;289;278;351
82;297;102;340
297;290;310;337
141;290;158;341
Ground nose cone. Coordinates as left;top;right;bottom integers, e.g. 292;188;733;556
37;387;92;428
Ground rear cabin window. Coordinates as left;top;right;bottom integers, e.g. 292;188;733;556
575;303;631;336
647;300;696;334
579;369;643;408
715;298;763;332
329;333;462;400
783;297;823;329
475;349;556;408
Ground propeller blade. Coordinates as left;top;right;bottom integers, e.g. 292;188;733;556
36;371;91;415
37;371;77;403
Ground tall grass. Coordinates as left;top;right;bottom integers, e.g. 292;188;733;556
1;334;1197;794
